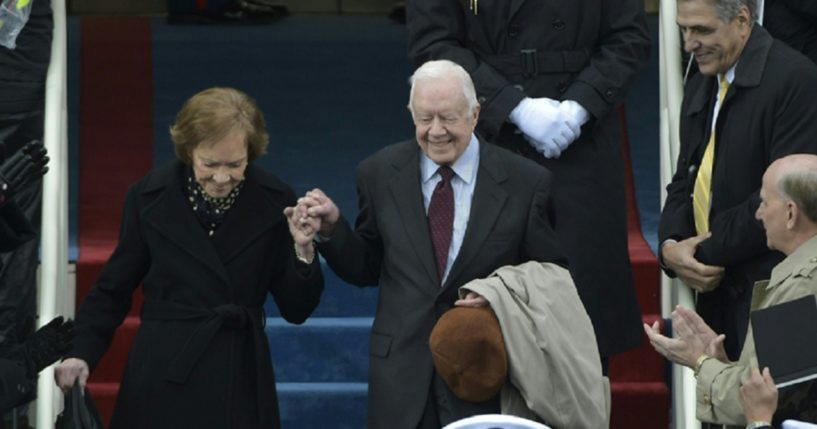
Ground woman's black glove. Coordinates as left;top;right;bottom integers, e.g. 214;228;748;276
0;140;50;205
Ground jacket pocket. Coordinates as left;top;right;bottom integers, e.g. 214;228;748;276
369;331;392;358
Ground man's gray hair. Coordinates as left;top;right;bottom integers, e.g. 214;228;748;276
680;0;758;22
408;60;479;113
779;170;817;223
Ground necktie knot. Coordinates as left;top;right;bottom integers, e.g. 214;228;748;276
437;166;455;183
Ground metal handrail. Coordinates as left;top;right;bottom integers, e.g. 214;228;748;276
35;0;69;426
658;0;699;428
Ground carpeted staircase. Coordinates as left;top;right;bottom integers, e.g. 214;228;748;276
71;15;668;428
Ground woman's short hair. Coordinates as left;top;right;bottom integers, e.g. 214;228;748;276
170;87;269;164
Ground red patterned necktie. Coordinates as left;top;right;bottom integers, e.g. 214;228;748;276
428;166;455;283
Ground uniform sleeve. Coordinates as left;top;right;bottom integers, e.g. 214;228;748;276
695;344;755;425
0;201;35;252
697;274;817;425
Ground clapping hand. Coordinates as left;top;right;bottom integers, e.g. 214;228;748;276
643;305;727;368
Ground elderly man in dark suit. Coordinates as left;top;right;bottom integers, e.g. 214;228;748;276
405;0;649;366
660;0;817;364
301;60;566;428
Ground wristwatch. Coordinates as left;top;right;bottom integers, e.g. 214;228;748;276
746;421;771;429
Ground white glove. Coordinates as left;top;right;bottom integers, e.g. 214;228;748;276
509;97;580;159
560;99;590;130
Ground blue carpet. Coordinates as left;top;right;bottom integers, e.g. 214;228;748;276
151;15;415;218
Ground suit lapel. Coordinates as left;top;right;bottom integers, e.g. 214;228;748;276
444;142;508;290
387;143;440;290
141;163;233;287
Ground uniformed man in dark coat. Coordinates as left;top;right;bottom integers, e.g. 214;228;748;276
406;0;650;362
0;141;74;414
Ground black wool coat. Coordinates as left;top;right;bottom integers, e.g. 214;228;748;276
70;161;324;429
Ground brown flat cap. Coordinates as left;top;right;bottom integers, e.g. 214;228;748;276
429;306;508;402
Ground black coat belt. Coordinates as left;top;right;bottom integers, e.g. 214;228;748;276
482;48;590;77
141;299;272;426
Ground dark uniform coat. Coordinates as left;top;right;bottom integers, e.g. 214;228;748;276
659;26;817;358
318;140;565;429
69;161;324;429
764;0;817;64
407;0;650;356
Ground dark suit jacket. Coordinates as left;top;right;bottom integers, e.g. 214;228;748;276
69;161;324;429
318;139;565;429
659;26;817;358
406;0;650;356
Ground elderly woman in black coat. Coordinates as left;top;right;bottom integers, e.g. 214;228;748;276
54;87;324;429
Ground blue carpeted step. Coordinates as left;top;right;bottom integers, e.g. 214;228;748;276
264;259;379;317
277;382;367;429
266;316;372;383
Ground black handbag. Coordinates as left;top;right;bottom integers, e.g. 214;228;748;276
55;382;103;429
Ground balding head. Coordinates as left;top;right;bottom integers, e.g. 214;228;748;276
755;154;817;255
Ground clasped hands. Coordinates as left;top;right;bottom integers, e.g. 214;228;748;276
286;189;488;307
509;97;589;159
644;305;728;369
661;233;725;293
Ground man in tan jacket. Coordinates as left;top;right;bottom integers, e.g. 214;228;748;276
646;154;817;428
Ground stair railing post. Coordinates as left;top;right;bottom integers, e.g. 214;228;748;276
35;0;70;427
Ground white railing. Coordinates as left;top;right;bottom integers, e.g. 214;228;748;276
35;0;69;426
658;0;699;428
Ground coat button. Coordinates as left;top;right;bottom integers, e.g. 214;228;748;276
477;96;487;104
557;81;568;93
552;19;565;30
605;88;615;99
513;84;524;91
508;24;521;37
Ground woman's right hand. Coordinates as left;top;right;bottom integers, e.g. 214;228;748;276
54;358;89;393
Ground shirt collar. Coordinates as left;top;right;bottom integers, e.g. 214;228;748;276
720;63;737;86
420;134;480;184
